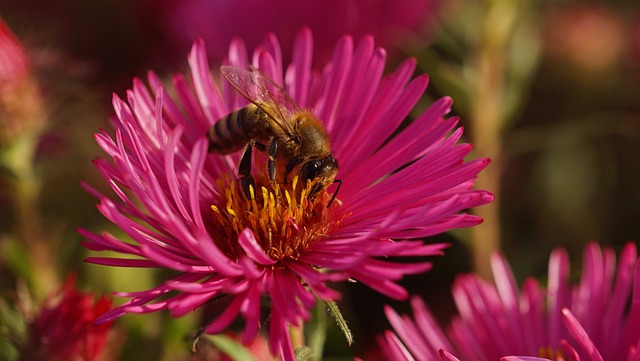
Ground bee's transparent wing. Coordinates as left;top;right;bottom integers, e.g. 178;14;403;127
220;65;299;137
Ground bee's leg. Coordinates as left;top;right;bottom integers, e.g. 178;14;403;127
239;141;256;199
254;142;267;152
283;157;302;185
268;138;278;182
285;157;302;176
191;326;205;353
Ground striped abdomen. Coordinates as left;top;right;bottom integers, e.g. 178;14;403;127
207;104;271;154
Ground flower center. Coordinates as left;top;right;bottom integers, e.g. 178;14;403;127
209;169;343;264
538;347;569;361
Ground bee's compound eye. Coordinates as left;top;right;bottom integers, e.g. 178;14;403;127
323;156;338;170
301;160;321;183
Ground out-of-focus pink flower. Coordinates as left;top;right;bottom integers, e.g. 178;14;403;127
0;18;29;83
0;17;44;144
633;14;640;68
380;242;640;361
161;0;439;65
24;275;113;361
80;28;491;360
544;5;628;76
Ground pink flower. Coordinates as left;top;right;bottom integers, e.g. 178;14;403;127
24;275;113;361
544;5;628;75
161;0;440;65
0;18;29;83
380;242;640;361
80;28;491;360
0;17;44;143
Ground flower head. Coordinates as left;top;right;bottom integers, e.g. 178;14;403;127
0;18;29;83
80;29;491;360
380;242;640;361
162;0;440;65
24;275;113;361
0;17;44;144
544;5;628;76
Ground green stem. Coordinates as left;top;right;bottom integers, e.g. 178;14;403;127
3;134;57;299
469;0;518;279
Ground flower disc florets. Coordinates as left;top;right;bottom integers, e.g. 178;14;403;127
210;171;343;264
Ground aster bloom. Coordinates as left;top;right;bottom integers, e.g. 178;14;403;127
0;17;44;144
380;242;640;361
80;29;491;360
544;5;627;75
162;0;439;64
23;275;113;361
0;18;29;83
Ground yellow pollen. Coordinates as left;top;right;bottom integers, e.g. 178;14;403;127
538;346;568;360
208;171;343;264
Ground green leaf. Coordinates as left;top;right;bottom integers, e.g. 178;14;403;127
0;297;24;361
200;334;256;361
1;237;31;287
294;346;313;361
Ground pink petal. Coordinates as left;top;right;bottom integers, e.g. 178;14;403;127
561;308;604;361
238;229;276;265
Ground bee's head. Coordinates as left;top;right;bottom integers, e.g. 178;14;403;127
301;155;339;198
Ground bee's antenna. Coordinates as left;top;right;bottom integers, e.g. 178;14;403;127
327;179;343;208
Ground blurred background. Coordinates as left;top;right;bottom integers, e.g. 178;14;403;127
1;0;640;360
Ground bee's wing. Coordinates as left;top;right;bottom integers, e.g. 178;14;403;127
220;65;299;137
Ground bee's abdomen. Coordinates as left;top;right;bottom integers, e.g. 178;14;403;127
208;105;266;154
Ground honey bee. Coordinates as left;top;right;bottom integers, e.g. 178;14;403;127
208;65;341;206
